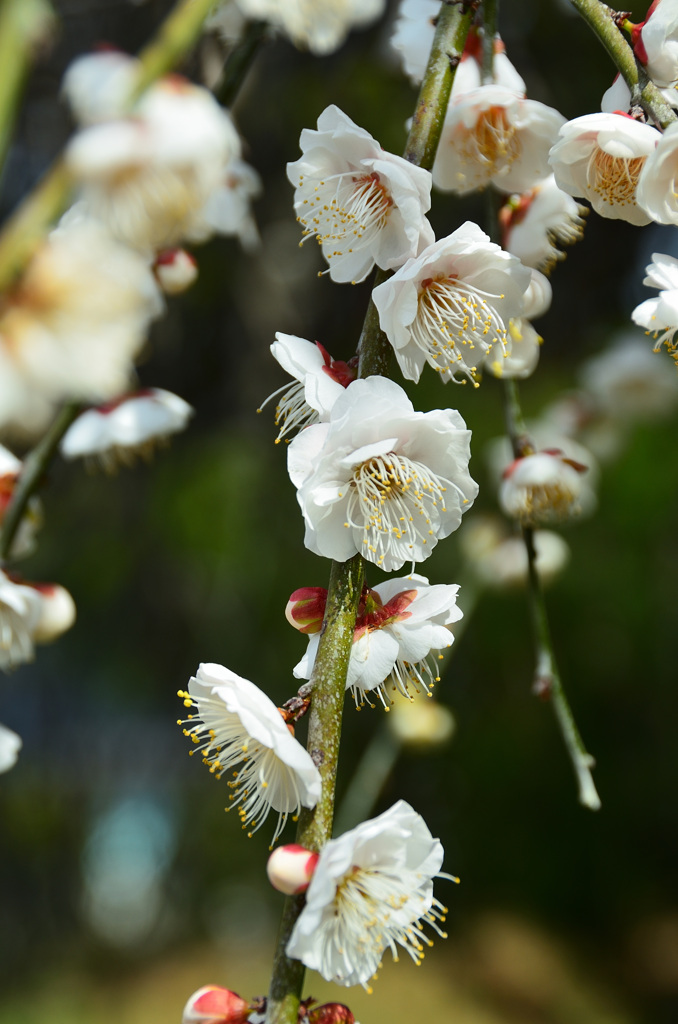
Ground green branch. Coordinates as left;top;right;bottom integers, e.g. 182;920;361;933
0;401;82;563
569;0;676;128
501;380;600;810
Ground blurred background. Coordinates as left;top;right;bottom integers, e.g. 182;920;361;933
1;1;678;1022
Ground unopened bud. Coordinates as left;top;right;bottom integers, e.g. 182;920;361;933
154;248;198;295
308;1004;355;1024
266;844;319;895
182;985;250;1024
285;587;327;634
30;584;77;644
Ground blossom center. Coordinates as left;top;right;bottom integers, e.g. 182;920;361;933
347;453;451;567
588;149;646;207
461;105;520;172
327;862;447;989
297;171;393;260
411;275;507;381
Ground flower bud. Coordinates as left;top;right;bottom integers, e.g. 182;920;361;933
154;248;198;295
30;584;77;644
266;844;319;895
182;985;250;1024
285;587;327;634
307;1004;355;1024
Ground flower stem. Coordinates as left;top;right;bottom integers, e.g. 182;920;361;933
214;19;269;109
359;0;474;378
501;380;600;810
568;0;676;128
266;554;364;1024
0;400;82;563
0;0;219;291
0;0;55;187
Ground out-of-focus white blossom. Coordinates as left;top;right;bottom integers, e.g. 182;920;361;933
499;449;591;526
193;158;262;251
231;0;386;54
0;723;22;774
260;334;355;442
632;252;678;356
432;86;565;195
0;220;162;433
62;50;138;125
154;249;198;294
372;221;531;384
387;692;456;749
206;3;249;46
0;571;43;671
549;112;660;225
463;518;570;588
65;74;242;254
178;663;321;845
581;333;678;419
501;175;587;272
60;388;194;469
286;800;452;988
293;574;462;707
287;105;434;283
287;376;478;571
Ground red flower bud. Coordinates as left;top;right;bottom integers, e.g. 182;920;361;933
267;844;319;895
285;587;327;634
307;1004;355;1024
182;985;251;1024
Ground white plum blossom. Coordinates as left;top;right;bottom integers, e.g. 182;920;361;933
286;800;452;989
549;112;661;225
65;75;243;254
178;663;321;844
60;388;194;469
637;0;678;96
372;221;531;384
483;317;541;380
501;174;587;272
195;158;262;252
432;86;565;195
287;105;434;284
62;50;138;125
232;0;386;55
293;574;462;708
0;723;22;773
499;450;590;526
636;122;678;225
287;376;478;571
0;571;43;671
632;252;678;356
0;219;163;433
30;584;77;644
463;521;570;588
260;333;355;442
581;333;678;419
391;10;524;95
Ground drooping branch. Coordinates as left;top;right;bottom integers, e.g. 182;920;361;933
569;0;676;128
